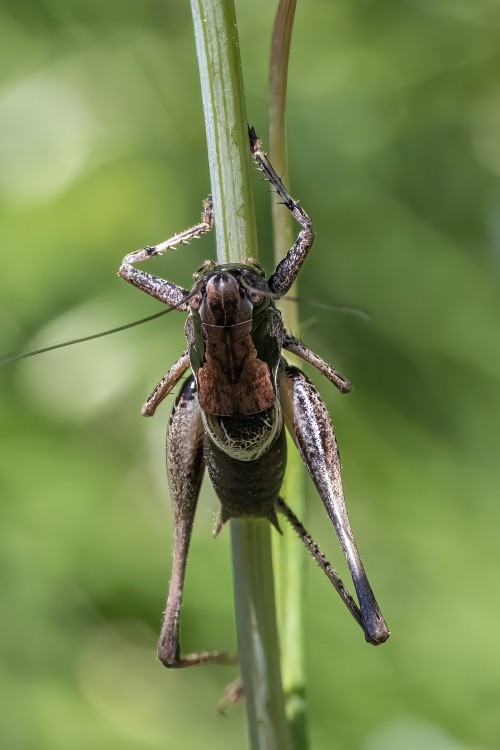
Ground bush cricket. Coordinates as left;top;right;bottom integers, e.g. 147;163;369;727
117;127;390;667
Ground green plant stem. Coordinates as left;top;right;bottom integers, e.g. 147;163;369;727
269;0;296;262
231;520;290;750
268;3;310;747
191;2;291;748
191;0;257;263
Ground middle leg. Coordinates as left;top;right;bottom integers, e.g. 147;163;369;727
141;350;190;417
283;332;352;394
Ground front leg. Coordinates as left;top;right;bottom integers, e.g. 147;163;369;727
158;375;237;668
249;128;314;296
279;364;390;645
118;196;214;309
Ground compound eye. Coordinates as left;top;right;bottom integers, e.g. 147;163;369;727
248;289;264;306
189;290;204;310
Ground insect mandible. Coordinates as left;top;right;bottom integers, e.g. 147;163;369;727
117;127;390;668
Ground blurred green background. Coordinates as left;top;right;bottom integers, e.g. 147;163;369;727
1;1;500;748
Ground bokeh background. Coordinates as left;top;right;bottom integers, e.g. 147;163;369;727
1;1;500;748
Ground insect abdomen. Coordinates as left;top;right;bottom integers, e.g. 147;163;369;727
204;422;287;523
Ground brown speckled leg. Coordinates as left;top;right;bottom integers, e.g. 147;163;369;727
157;375;237;668
276;497;364;631
118;197;213;309
279;364;389;645
141;350;190;417
283;331;352;394
249;128;314;297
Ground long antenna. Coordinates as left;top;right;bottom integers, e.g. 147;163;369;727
1;294;369;366
1;308;172;365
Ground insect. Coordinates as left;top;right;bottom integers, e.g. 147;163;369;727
117;127;389;667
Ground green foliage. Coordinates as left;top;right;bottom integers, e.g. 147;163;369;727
1;1;500;748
